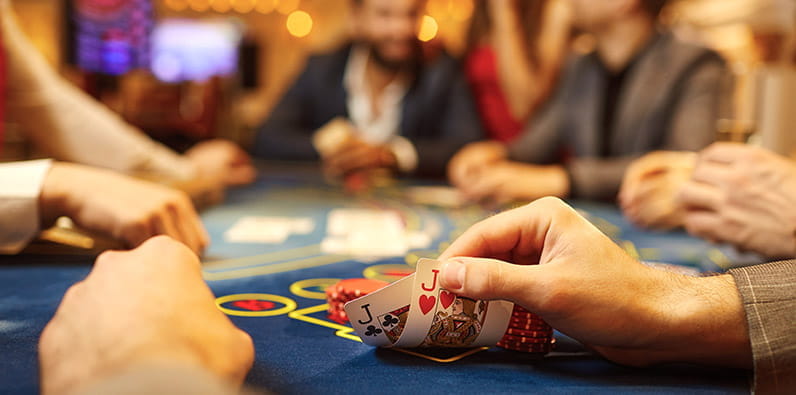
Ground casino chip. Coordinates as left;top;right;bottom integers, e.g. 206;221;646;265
325;278;389;324
497;305;555;354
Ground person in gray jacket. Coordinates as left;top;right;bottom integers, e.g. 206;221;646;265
448;0;725;202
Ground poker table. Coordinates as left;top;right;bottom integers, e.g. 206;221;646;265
0;163;757;394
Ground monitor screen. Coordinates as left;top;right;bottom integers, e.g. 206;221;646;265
150;19;243;83
71;0;153;75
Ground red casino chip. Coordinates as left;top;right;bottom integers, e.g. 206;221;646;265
500;334;552;344
506;318;551;330
503;328;553;338
325;278;389;324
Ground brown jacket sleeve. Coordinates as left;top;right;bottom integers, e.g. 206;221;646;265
728;260;796;394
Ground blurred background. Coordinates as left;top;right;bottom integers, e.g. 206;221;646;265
9;0;796;156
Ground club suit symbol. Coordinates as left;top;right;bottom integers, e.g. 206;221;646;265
382;314;399;327
364;325;383;337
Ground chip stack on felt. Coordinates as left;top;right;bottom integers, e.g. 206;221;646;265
326;278;390;324
497;305;555;354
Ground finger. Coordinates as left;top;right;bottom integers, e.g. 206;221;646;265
175;200;209;254
690;160;733;188
698;142;748;165
682;210;723;242
152;211;189;249
459;174;497;202
439;197;579;262
440;257;545;307
677;181;722;210
119;216;156;249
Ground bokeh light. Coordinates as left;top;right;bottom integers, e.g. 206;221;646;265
286;10;313;38
277;0;300;15
211;0;231;13
232;0;256;13
189;0;211;12
165;0;189;11
417;15;438;42
255;0;277;14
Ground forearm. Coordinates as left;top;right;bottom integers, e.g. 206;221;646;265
661;273;751;368
3;5;195;181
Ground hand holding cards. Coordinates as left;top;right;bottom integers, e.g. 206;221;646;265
345;259;520;349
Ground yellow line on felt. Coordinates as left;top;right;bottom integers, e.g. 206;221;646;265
288;304;362;342
202;244;322;270
203;254;349;281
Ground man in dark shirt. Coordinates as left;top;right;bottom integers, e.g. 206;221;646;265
253;0;483;178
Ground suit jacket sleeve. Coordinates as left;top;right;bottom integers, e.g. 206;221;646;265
411;67;485;177
728;260;796;394
565;55;724;200
252;62;321;161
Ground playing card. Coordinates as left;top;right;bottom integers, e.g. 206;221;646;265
224;216;315;243
344;275;414;347
405;186;468;208
346;259;514;349
321;209;432;257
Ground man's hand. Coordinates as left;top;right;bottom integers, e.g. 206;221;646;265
457;161;569;204
679;143;796;258
619;151;696;230
322;138;397;177
40;162;209;253
438;197;750;368
185;139;257;187
447;141;509;189
39;236;254;395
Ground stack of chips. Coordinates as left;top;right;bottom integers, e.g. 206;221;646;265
325;278;389;324
497;305;555;354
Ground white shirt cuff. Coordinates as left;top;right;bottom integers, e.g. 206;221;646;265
0;159;53;254
389;136;419;173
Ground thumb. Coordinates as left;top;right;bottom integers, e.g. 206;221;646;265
439;257;542;304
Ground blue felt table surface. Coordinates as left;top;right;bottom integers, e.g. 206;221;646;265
0;164;756;394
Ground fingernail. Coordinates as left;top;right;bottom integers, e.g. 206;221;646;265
442;259;466;291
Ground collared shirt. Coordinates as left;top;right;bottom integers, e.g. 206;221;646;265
342;45;418;173
0;159;51;254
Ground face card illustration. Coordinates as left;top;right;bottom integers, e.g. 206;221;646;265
391;258;444;348
393;259;515;348
422;295;489;347
344;274;414;347
377;304;410;343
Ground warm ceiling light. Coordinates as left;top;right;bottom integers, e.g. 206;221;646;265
189;0;211;12
276;0;299;15
255;0;277;14
417;15;438;42
451;0;474;21
165;0;189;11
286;10;312;38
232;0;256;13
211;0;231;13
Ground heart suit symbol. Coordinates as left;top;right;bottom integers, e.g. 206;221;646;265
440;290;455;309
419;295;436;315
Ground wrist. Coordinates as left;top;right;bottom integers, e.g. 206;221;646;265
659;274;751;368
39;162;74;226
